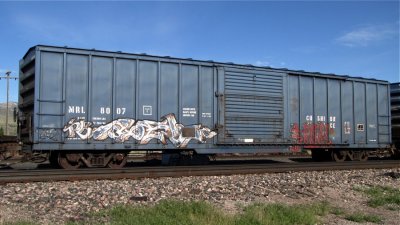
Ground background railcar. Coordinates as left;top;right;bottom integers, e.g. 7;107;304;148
18;45;393;168
391;83;400;149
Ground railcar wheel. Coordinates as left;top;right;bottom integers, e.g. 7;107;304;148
347;150;369;161
360;151;369;161
332;150;347;162
347;151;355;161
58;153;83;169
108;153;128;169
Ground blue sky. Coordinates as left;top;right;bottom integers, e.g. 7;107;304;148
0;1;399;102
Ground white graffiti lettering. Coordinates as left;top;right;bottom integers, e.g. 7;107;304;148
63;113;217;148
63;119;93;139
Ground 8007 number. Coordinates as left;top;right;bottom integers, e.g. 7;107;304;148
100;107;126;115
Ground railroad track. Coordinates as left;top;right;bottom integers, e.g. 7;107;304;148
0;160;399;185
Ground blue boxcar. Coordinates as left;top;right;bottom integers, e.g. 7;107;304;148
18;45;392;167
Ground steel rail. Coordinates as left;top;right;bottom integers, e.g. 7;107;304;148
0;160;399;185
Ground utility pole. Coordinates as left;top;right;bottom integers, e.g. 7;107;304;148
0;71;18;136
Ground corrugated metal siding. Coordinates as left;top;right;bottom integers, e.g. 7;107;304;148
18;48;36;143
287;75;391;148
391;83;400;147
33;47;217;149
223;68;284;143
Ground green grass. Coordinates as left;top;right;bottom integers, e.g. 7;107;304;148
88;200;331;225
2;221;37;225
2;199;392;225
235;201;330;225
354;185;400;210
344;212;382;223
101;200;232;225
331;207;345;215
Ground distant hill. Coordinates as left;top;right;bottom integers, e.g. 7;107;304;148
0;102;18;135
0;102;17;109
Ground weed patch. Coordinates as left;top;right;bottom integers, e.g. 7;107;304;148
354;185;400;210
105;200;232;225
331;207;345;215
2;221;37;225
345;212;382;223
236;201;330;225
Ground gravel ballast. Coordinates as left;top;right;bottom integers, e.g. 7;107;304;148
0;168;399;224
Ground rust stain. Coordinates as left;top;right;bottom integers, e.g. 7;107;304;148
290;122;334;152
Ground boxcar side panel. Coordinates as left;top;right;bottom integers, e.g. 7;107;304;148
379;84;391;143
199;66;214;130
341;81;354;144
366;83;378;144
328;79;341;144
354;82;366;145
115;58;137;145
138;61;158;121
160;63;179;119
314;78;328;137
33;47;220;150
288;75;300;140
287;75;390;150
37;52;64;142
181;65;199;126
65;54;89;143
90;57;113;144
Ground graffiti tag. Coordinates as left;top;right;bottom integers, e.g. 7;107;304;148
63;113;216;148
289;122;334;152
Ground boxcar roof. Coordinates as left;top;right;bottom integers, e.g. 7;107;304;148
24;45;389;84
